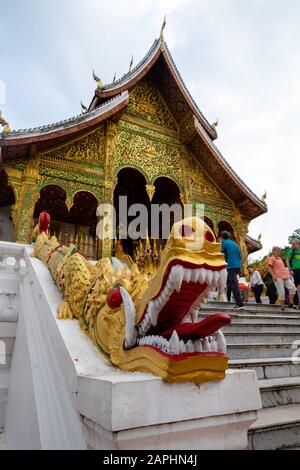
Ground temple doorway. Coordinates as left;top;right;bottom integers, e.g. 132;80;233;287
113;170;182;258
34;185;99;259
218;220;236;241
113;168;150;258
203;216;215;235
0;171;15;242
151;177;182;249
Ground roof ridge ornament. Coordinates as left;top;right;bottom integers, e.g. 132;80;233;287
0;110;10;134
261;190;267;203
211;119;218;130
113;72;116;83
93;70;103;89
80;101;88;113
160;14;166;41
128;55;134;73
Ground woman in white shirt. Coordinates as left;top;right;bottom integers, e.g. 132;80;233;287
248;266;264;304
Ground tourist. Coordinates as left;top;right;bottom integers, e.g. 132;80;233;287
286;239;300;310
221;231;244;310
239;273;249;303
248;266;264;304
267;247;296;311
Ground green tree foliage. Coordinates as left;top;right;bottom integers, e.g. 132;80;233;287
288;229;300;243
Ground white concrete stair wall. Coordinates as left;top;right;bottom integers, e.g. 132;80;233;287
0;244;21;444
0;242;262;450
0;242;86;450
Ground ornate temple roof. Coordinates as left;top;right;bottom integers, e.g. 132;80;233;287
192;119;267;218
245;235;263;254
89;39;218;141
0;35;267;220
0;92;128;147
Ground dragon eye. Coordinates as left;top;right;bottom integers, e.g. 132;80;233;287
107;288;122;309
205;231;215;242
179;224;194;237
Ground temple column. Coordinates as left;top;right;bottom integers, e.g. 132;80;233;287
101;121;118;258
146;184;155;202
5;167;22;241
233;206;250;272
180;145;193;206
14;160;40;244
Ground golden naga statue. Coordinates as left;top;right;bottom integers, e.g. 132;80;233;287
32;216;231;384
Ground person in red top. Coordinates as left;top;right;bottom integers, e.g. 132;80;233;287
267;246;296;311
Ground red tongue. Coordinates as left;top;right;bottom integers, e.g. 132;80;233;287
160;313;231;340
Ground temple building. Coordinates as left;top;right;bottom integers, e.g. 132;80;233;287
0;35;267;262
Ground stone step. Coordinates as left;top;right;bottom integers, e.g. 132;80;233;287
230;358;300;380
223;323;300;333
225;332;300;345
228;343;295;359
248;404;300;450
208;301;281;309
200;311;300;323
259;377;300;408
202;306;300;316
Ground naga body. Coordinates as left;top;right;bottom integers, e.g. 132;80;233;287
32;216;231;384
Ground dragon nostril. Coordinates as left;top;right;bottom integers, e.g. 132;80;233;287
179;224;194;237
107;288;123;309
205;231;215;242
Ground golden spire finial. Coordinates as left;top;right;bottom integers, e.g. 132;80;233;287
128;55;134;73
261;190;267;203
160;15;166;40
92;70;103;89
0;110;10;134
211;119;218;130
80;101;88;113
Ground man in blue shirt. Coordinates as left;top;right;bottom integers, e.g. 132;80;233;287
221;231;244;310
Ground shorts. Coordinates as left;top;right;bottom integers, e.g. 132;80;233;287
293;269;300;287
273;278;296;300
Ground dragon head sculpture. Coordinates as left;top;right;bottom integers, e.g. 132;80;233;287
33;216;230;384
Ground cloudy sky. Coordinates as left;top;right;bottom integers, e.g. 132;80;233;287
1;0;299;258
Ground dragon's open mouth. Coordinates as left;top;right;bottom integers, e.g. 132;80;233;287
121;261;230;358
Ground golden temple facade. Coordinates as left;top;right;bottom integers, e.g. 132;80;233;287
0;37;267;263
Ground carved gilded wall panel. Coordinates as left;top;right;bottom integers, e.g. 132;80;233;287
115;120;183;189
41;126;105;164
36;175;103;203
127;77;177;131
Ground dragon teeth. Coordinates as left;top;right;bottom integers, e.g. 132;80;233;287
197;268;206;284
195;339;202;352
186;340;195;353
137;331;225;355
169;330;180;355
202;338;210;352
184;269;192;283
171;265;185;293
216;330;227;354
218;269;228;291
205;270;213;286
